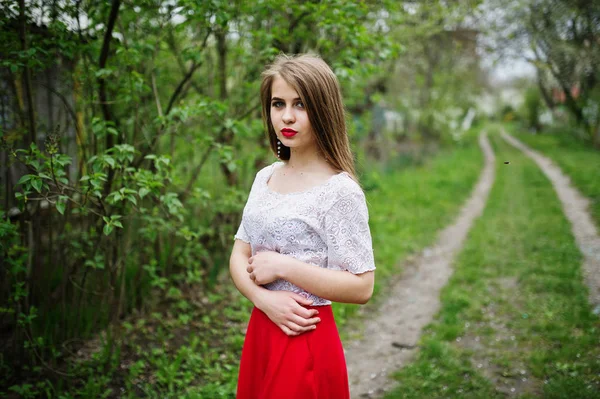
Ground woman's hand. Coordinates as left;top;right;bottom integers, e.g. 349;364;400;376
246;251;289;285
255;290;321;336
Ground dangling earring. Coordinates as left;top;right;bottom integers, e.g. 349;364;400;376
277;139;281;159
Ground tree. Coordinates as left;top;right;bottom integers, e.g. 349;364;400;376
487;0;600;145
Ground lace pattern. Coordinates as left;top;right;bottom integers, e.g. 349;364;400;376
235;161;376;306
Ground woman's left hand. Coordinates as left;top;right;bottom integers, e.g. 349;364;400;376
247;251;288;285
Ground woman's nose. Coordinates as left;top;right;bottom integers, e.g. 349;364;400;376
282;106;295;124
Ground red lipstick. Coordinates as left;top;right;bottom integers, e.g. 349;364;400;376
281;128;297;138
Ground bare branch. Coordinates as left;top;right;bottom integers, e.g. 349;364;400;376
151;71;163;119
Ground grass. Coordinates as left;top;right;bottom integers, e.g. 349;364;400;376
508;123;600;225
383;131;600;398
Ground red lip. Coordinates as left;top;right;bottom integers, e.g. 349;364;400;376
281;128;297;137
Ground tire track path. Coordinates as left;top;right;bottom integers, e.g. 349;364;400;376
501;131;600;313
344;133;496;398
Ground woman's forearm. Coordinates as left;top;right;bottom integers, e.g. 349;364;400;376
230;252;269;308
278;257;374;304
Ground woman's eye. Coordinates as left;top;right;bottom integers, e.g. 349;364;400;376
271;101;303;108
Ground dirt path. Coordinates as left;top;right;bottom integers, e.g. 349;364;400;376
501;131;600;313
344;133;496;398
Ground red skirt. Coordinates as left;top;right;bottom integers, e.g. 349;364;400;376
236;305;350;399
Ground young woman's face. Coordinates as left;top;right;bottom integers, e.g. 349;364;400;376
270;75;317;154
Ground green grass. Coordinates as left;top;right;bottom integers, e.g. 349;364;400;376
384;132;600;398
334;132;484;333
509;123;600;226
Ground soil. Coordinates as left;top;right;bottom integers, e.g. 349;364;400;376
455;276;543;397
343;133;497;398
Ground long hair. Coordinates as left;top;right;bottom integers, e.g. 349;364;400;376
260;53;358;183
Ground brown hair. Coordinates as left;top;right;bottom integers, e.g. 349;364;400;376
260;53;358;183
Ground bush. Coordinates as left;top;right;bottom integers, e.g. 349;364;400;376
523;87;542;131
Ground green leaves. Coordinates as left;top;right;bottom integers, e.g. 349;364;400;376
12;140;76;214
80;172;107;198
160;192;184;221
102;215;124;236
214;143;235;173
106;187;138;206
17;174;34;185
17;306;38;327
17;174;43;193
109;144;136;164
89;145;137;172
56;196;69;215
94;68;114;78
144;154;171;173
91;117;120;139
138;187;151;199
84;254;106;270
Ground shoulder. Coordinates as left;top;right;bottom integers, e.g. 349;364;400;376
245;161;280;196
257;160;281;177
252;160;281;182
334;172;365;198
324;172;367;210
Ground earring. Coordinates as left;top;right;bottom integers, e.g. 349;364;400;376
277;139;281;159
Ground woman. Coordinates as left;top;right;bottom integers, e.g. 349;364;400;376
229;53;376;399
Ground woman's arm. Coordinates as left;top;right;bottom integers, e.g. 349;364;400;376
229;240;321;336
229;239;267;305
247;251;374;304
281;257;374;304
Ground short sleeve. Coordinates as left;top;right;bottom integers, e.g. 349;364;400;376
233;167;264;244
323;191;376;274
234;219;250;243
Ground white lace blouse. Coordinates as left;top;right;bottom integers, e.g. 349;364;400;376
234;161;376;306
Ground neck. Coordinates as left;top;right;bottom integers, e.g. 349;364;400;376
285;145;328;172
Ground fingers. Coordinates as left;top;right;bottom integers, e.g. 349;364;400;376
280;324;299;336
291;293;314;307
281;308;321;336
289;313;321;328
246;264;256;283
262;291;323;336
294;305;319;319
274;308;321;336
281;321;316;336
287;293;319;318
279;318;318;336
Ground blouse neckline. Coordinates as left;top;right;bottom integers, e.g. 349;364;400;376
264;161;346;196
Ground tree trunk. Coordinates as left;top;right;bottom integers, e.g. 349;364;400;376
18;0;37;146
215;26;237;186
98;0;121;199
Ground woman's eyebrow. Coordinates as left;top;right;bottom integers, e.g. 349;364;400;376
271;97;301;102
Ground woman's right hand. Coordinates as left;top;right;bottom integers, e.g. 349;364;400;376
254;290;321;336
